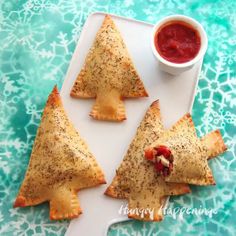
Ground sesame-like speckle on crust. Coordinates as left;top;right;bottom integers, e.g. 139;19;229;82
14;86;106;220
70;15;148;121
105;101;190;221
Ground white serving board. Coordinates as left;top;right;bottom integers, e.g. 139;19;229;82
61;12;202;236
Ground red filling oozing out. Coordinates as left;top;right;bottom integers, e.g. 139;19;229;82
145;145;173;176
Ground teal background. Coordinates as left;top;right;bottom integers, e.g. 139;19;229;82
0;0;235;235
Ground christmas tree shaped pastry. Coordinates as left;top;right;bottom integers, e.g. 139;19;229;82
145;114;227;185
106;101;227;221
105;101;191;221
70;15;148;121
14;86;106;220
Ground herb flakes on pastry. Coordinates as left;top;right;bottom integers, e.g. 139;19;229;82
145;114;227;185
14;86;106;220
70;15;148;121
105;101;191;221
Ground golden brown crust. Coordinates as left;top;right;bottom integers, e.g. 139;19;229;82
127;196;166;222
128;213;164;222
165;182;191;196
70;92;96;99
46;86;62;107
49;189;82;220
105;101;191;221
105;100;163;198
14;196;27;208
89;90;126;121
70;15;148;121
104;175;129;199
14;86;106;220
201;129;227;160
106;102;226;220
126;179;190;221
167;113;197;137
151;114;224;186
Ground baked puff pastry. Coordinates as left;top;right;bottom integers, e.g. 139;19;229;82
145;114;227;185
14;86;106;220
70;15;148;121
105;101;191;221
106;101;227;221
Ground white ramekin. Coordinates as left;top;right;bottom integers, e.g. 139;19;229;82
151;15;208;75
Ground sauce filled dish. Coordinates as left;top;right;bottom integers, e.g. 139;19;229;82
151;15;208;75
154;21;201;63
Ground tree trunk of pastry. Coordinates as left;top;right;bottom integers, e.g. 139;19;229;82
50;187;82;220
90;89;126;121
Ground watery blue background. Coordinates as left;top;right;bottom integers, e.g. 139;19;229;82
0;0;235;235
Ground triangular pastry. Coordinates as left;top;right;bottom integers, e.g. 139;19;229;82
70;15;148;121
14;86;106;220
146;114;227;185
105;101;191;221
200;129;227;160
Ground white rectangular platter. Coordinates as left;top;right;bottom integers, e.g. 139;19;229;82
61;12;202;236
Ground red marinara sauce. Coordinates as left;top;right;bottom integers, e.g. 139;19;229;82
154;21;201;63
